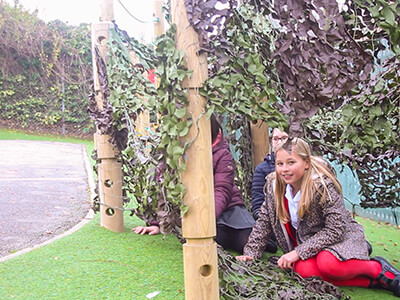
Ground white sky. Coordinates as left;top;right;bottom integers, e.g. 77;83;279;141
5;0;158;42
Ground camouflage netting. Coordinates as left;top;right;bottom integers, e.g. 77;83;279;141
218;247;349;299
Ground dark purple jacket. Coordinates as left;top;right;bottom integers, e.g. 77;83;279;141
213;137;245;219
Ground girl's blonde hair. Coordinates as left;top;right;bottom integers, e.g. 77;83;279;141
274;137;342;223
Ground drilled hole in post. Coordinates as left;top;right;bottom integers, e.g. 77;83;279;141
199;264;212;277
105;208;115;216
104;179;113;188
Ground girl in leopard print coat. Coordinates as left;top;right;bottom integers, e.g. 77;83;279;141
237;138;400;297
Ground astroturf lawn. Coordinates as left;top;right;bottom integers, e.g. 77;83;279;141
0;215;398;299
1;128;399;299
0;213;185;299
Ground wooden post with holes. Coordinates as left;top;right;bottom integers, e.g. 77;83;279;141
171;0;219;299
92;0;124;232
250;119;270;168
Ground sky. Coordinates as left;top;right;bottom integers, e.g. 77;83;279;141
5;0;346;43
5;0;158;42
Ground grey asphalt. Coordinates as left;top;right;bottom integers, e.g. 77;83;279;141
0;140;93;259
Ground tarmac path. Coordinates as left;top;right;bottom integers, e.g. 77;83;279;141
0;140;93;259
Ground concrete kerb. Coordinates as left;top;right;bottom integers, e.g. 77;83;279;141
0;144;97;263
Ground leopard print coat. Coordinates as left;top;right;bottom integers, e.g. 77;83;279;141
243;173;370;261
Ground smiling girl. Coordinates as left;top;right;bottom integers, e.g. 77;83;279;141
236;137;400;297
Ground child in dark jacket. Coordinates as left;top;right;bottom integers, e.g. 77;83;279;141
210;114;255;254
133;114;261;254
251;128;288;220
250;128;288;253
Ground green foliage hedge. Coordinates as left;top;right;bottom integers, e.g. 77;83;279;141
0;2;93;137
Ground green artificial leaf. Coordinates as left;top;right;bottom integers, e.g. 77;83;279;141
174;107;187;118
381;5;395;25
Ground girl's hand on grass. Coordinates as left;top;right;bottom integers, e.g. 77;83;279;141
132;225;160;235
277;250;300;269
236;255;253;262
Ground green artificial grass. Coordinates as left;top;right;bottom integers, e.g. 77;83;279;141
0;214;185;299
1;128;399;299
0;215;398;299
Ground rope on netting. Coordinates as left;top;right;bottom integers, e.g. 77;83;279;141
98;201;136;212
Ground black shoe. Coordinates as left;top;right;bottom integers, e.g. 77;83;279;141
367;240;373;256
371;256;400;297
264;239;278;253
368;279;381;289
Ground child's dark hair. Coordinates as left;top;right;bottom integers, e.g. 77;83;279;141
211;113;222;143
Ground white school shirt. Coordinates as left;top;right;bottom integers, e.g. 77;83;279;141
284;184;301;229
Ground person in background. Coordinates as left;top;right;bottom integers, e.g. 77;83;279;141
251;128;289;220
249;128;288;254
134;114;263;254
237;138;399;297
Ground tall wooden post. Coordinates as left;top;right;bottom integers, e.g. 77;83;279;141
250;120;270;168
153;0;165;38
171;0;219;299
100;0;114;21
92;0;124;232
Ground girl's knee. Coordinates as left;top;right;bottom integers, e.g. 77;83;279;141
316;251;341;278
294;257;321;278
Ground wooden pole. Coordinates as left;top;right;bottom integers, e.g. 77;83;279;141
171;0;219;299
92;0;124;232
100;0;114;21
128;0;166;153
153;0;165;38
250;119;269;168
